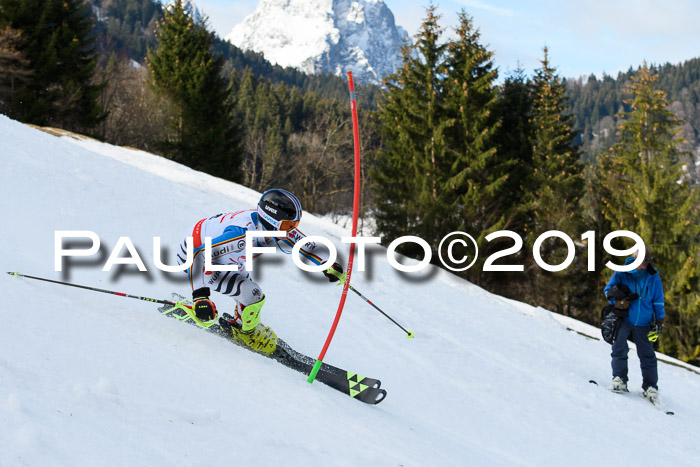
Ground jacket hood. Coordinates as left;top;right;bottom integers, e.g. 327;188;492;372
624;256;658;276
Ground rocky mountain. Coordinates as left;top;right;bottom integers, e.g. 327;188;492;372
225;0;409;85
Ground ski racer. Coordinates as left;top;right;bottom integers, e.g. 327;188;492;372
176;188;344;353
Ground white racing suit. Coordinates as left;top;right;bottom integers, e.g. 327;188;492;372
176;209;330;317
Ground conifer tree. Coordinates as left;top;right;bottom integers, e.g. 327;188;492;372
236;67;257;127
0;0;104;130
146;0;241;180
481;66;536;297
598;63;700;362
425;10;521;285
0;25;32;111
529;47;583;237
371;5;449;257
494;66;534;217
527;47;583;315
443;12;510;267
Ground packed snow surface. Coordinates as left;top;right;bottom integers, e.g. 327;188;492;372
1;114;699;466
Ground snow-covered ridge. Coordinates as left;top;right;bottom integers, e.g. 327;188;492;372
226;0;408;85
1;114;699;465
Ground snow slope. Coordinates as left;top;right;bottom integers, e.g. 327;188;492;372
1;114;699;466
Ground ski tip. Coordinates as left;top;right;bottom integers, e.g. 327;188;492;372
374;389;387;404
361;388;387;405
666;411;675;416
589;380;598;385
406;331;415;339
7;271;18;277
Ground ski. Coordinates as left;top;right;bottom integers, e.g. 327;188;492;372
158;298;387;405
274;339;385;404
589;380;674;415
6;273;388;403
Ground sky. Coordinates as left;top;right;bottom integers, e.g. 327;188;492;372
194;0;700;80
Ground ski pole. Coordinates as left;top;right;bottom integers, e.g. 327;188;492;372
327;268;414;338
6;271;176;306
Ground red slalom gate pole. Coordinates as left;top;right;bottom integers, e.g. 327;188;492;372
307;71;362;383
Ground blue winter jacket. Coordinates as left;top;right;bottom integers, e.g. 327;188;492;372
604;256;665;326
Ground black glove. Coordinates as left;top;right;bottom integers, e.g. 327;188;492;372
607;284;632;301
323;262;344;283
192;287;217;321
648;318;665;343
607;284;639;310
655;318;665;333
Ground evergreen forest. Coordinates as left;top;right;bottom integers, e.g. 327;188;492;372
1;0;699;365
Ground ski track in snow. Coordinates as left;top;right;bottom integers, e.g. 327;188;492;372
1;114;699;466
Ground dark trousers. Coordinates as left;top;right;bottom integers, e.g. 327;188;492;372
611;320;658;390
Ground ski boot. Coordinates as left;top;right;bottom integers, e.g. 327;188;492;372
643;387;659;405
219;298;277;356
612;376;628;393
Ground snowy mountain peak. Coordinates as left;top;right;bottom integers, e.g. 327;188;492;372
182;1;204;24
165;0;205;25
225;0;409;85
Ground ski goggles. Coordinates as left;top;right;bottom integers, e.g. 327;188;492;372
278;219;300;232
258;208;300;232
